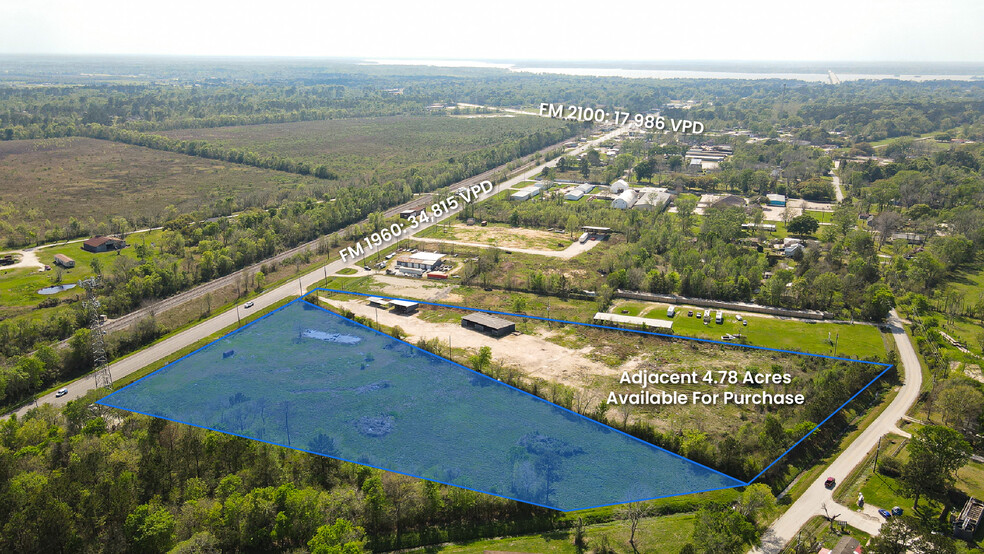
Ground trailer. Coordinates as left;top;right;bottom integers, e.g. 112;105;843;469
667;306;676;318
715;310;724;324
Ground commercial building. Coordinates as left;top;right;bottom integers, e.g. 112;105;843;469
593;312;673;332
565;189;585;201
461;312;516;337
766;194;787;207
510;186;541;202
396;252;445;271
53;254;75;268
82;236;126;253
633;190;672;211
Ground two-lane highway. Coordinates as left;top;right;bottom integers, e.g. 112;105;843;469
6;123;627;420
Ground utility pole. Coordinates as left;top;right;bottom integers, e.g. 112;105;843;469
236;305;242;328
873;435;882;472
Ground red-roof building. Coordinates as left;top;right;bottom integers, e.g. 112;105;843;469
82;236;127;253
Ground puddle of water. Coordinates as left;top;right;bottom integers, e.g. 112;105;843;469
38;283;77;295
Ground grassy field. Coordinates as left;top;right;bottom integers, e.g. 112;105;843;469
0;230;166;317
0;137;323;231
160;116;568;182
429;513;697;553
607;300;888;359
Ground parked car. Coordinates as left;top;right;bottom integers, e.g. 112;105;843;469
878;509;892;518
687;310;693;317
55;388;68;398
824;477;835;489
244;301;254;309
735;314;743;321
891;506;903;516
742;319;748;326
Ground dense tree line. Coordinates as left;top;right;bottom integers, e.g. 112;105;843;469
0;395;574;553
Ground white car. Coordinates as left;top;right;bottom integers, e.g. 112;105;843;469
244;301;254;309
55;388;68;398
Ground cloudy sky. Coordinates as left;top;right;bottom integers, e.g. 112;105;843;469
1;0;982;62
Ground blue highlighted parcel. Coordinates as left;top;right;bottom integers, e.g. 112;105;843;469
99;293;890;511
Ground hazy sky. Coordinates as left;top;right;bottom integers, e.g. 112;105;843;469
1;0;982;62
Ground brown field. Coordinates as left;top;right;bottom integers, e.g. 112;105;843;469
0;137;324;229
159;115;568;181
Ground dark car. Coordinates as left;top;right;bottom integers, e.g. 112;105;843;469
879;508;892;518
891;506;903;516
824;477;835;489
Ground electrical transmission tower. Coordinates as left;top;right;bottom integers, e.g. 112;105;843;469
80;277;113;390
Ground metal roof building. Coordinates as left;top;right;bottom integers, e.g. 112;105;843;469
593;312;673;332
461;312;516;337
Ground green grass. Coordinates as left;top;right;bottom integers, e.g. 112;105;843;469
804;209;832;223
624;303;886;359
0;230;167;313
335;267;358;275
427;513;697;553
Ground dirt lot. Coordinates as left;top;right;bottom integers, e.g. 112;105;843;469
430;224;572;251
327;297;615;387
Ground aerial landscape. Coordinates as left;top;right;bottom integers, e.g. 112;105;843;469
3;1;984;553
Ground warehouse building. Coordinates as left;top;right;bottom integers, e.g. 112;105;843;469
396;252;445;271
82;235;126;253
510;186;541;202
461;312;516;337
766;194;786;207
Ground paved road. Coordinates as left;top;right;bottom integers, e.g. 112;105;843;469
832;160;845;203
5;124;627;420
752;310;922;552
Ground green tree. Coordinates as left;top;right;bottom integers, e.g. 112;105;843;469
861;283;895;321
634;159;655;182
787;214;819;235
899;425;970;507
124;503;176;553
307;518;367;554
691;503;756;554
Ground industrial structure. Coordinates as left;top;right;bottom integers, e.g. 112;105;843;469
79;277;113;390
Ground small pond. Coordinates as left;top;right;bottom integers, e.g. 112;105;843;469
38;283;77;295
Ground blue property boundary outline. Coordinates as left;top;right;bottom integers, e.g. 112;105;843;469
97;288;894;511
